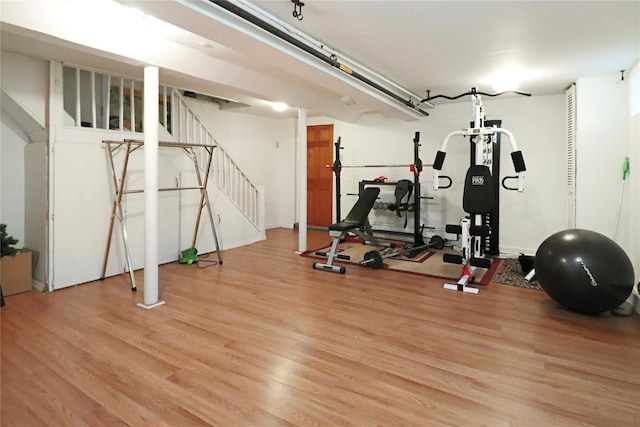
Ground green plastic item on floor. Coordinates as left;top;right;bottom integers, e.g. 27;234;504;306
180;247;199;264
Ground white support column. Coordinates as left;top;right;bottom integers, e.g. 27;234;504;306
47;60;61;290
138;66;164;309
297;108;307;253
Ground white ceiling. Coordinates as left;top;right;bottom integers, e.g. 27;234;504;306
248;0;640;98
1;0;639;122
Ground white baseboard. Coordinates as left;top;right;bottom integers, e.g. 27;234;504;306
32;279;45;292
222;236;266;251
266;223;294;230
498;246;536;257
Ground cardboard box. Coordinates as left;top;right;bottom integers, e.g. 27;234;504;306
1;251;33;296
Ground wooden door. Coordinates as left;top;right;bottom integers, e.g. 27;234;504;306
307;125;333;227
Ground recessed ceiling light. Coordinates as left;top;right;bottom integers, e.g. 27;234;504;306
487;67;542;93
117;3;147;20
271;102;288;112
491;72;521;92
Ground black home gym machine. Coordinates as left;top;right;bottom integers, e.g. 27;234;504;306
312;133;444;274
426;88;528;293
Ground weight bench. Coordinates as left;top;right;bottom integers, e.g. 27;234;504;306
312;187;390;274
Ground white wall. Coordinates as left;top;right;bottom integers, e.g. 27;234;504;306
2;55;274;289
183;97;297;229
1;52;48;247
575;74;630;243
1;52;49;291
310;94;567;255
0;114;27;244
627;62;640;312
1;51;48;127
47;125;267;289
49;115;269;290
24;142;47;288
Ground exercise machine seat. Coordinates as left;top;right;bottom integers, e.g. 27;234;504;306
463;165;495;214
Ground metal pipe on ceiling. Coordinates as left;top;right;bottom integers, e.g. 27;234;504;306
208;0;429;117
236;0;428;106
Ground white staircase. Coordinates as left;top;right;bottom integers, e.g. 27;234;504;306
164;88;262;230
58;63;262;230
58;65;263;231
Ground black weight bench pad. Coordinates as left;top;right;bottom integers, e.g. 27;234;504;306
329;187;380;232
313;187;381;274
463;165;495;214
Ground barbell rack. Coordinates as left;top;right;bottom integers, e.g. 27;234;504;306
330;132;433;248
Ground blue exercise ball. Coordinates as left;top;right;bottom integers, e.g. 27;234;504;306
535;229;635;315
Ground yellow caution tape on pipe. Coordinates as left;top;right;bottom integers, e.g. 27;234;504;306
339;64;353;75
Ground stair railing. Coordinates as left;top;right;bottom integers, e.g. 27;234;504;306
59;63;262;230
167;88;261;229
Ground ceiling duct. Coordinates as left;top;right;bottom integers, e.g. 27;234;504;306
207;0;430;117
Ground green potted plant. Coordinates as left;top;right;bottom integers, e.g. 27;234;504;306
0;224;32;296
1;224;20;256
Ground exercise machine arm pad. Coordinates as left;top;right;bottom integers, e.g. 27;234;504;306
433;151;446;170
511;151;526;173
494;128;526;191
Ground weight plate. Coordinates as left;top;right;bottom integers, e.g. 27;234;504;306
429;235;445;250
363;250;384;269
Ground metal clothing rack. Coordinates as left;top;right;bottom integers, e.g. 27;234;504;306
100;139;222;290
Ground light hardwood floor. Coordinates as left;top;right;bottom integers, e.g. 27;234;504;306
1;228;639;426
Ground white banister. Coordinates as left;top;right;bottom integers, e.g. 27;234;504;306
90;71;96;128
168;89;261;229
75;68;81;125
118;77;124;131
106;74;111;128
129;79;135;131
62;64;262;231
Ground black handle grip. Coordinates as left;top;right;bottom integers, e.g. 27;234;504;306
438;175;452;189
501;175;519;191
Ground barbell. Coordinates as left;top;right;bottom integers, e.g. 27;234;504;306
360;235;445;269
